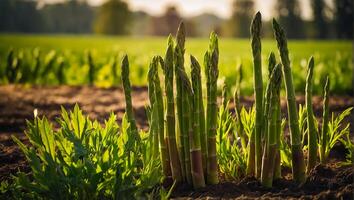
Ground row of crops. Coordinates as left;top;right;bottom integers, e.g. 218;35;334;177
0;39;352;95
1;13;353;199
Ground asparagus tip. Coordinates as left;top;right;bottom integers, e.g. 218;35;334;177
307;56;314;73
324;75;330;91
251;12;262;35
176;22;185;48
167;34;174;46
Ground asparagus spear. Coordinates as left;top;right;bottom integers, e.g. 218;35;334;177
320;76;330;163
175;23;187;181
153;56;172;177
190;55;206;188
273;19;306;183
305;56;318;172
250;11;263;178
261;63;282;188
121;55;140;167
164;35;183;182
177;67;194;185
191;55;208;177
263;52;277;138
206;32;219;184
87;51;95;86
234;62;247;153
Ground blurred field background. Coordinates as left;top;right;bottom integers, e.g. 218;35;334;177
0;0;352;95
0;34;351;95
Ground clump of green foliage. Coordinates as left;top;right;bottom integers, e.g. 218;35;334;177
2;105;171;199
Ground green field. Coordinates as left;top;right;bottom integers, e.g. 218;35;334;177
0;34;352;94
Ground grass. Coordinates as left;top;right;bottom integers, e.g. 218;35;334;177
0;34;352;94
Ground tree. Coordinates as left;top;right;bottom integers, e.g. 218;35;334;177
94;0;131;35
150;6;182;36
229;0;255;38
0;0;42;32
311;0;328;39
334;0;353;39
275;0;304;38
41;0;94;33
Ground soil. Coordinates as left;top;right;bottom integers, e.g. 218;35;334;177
0;85;353;199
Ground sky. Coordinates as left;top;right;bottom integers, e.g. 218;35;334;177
39;0;324;20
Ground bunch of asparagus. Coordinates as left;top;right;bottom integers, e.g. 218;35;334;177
144;23;220;189
118;11;347;190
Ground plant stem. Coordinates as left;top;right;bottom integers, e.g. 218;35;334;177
262;52;276;157
178;68;193;185
261;63;282;188
121;55;140;167
305;56;318;173
87;51;95;86
273;19;306;183
251;11;263;178
148;60;157;157
191;55;208;178
175;23;187;181
164;35;182;182
206;32;219;184
320;76;330;163
153;56;172;177
273;88;282;180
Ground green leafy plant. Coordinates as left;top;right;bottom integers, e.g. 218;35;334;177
340;133;354;166
6;105;163;199
217;99;247;180
319;107;353;163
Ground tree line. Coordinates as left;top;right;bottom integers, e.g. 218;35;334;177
0;0;352;39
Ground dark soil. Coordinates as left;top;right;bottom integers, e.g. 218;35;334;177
0;85;353;199
170;163;353;199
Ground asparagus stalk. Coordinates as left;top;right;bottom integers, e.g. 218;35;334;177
111;55;119;86
261;63;282;188
153;56;172;177
87;51;95;86
234;63;247;153
204;51;211;177
175;23;187;181
180;66;204;187
273;60;282;180
177;68;193;184
164;35;183;182
236;63;243;96
206;32;219;184
273;19;306;183
121;55;140;167
273;89;282;180
6;49;14;83
251;11;263;178
56;57;65;85
262;52;276;155
191;55;208;177
305;56;318;172
121;55;139;137
32;48;41;83
320;76;330;163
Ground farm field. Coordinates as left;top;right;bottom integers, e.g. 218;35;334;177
0;25;353;200
0;85;353;199
0;34;352;94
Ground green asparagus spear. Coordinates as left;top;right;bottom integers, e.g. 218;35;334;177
251;11;263;178
305;56;318;172
273;18;306;183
